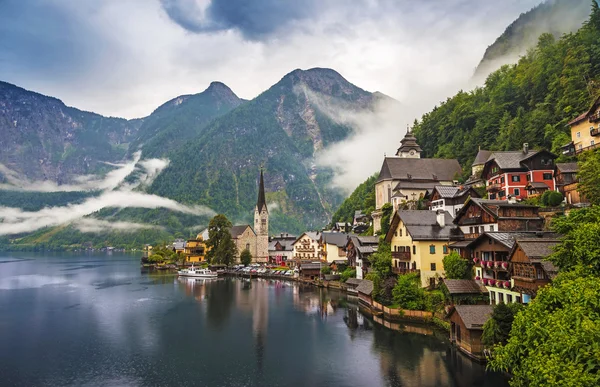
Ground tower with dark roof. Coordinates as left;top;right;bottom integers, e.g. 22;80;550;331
254;168;269;262
395;129;422;158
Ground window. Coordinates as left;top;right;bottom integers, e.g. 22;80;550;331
499;292;505;303
516;296;521;304
246;243;250;251
429;245;436;254
514;188;520;197
399;229;403;237
480;226;485;234
499;190;506;198
475;252;479;258
592;140;596;146
577;131;581;138
579;144;583;150
469;226;474;234
394;231;397;237
526;174;531;181
511;175;520;182
490;291;496;305
488;238;492;245
430;263;437;271
543;173;553;180
443;245;448;254
490;225;495;232
507;294;513;303
501;177;505;184
413;245;416;255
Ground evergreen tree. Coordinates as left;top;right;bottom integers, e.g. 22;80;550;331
240;248;252;266
206;214;237;266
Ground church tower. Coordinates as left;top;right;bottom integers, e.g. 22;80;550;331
395;128;422;158
254;168;269;262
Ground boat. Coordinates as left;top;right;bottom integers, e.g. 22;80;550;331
177;266;218;278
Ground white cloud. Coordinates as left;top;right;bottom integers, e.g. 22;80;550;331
73;218;164;233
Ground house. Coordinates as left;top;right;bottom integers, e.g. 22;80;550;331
453;198;544;239
184;234;207;263
555;162;587;205
481;144;557;200
385;210;464;287
268;233;296;266
292;232;321;263
429;185;480;217
344;278;363;295
441;279;488;305
352;210;371;234
356;279;374;306
330;222;350;233
345;235;379;279
509;239;560;303
319;232;353;263
448;305;493;361
372;130;462;233
565;95;600;155
329;259;348;273
172;239;186;254
465;149;493;187
299;262;322;280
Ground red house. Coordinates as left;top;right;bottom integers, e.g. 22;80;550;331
481;144;557;200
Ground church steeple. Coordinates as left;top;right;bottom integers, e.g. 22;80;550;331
395;126;422;158
257;168;268;213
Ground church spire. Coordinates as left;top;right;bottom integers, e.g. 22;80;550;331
257;168;267;213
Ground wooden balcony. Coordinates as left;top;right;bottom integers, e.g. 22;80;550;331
590;112;600;122
575;142;600;154
486;183;503;192
392;267;418;275
391;251;411;261
591;128;600;136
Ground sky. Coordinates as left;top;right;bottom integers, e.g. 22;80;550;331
0;0;543;120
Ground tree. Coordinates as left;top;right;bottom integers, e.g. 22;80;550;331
370;242;392;278
442;251;472;279
481;302;524;347
240;248;252;266
392;272;427;310
577;150;600;205
340;268;356;282
380;203;393;236
206;214;237;266
489;269;600;387
540;190;563;207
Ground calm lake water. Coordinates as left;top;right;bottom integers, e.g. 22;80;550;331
0;253;509;387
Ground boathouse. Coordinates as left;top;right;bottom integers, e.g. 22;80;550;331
448;305;493;361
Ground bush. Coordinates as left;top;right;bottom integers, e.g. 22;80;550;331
321;266;332;275
240;248;252;266
541;190;563;207
148;254;165;263
392;272;427;310
340;268;356;282
442;251;472;279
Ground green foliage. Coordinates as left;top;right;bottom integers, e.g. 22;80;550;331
413;7;600;168
442;251;472;279
392;272;427;310
369;242;392;278
482;303;524;347
148;254;165;263
206;214;237;266
550;206;600;275
340;268;356;283
540;190;563;207
379;203;393;236
320;266;332;275
578;150;600;205
489;269;600;387
240;248;252;266
330;174;377;224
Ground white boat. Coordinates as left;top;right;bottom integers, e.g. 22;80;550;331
177;266;218;278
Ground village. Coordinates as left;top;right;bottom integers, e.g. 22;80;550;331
144;96;599;363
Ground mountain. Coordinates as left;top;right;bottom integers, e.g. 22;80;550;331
149;68;386;232
0;81;141;183
474;0;592;78
128;81;244;158
413;5;600;175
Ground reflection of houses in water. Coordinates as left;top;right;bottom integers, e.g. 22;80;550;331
291;285;342;319
177;277;208;302
236;279;270;371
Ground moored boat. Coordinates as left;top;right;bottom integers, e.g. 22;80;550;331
177;266;218;278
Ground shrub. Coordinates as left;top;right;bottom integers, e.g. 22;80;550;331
321;266;332;275
340;268;356;282
148;254;165;263
541;190;563;207
392;272;427;310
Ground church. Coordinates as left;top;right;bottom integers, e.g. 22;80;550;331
231;169;269;263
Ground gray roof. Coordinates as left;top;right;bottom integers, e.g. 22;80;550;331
449;240;475;248
377;157;462;183
516;239;560;260
473;150;493;166
173;241;186;250
331;259;348;265
556;162;578;174
231;225;253;238
443;279;487;295
294;231;320;245
452;305;493;330
541;261;558;279
269;237;295;251
300;263;322;270
526;181;550;189
398;210;462;241
357;236;379;244
356;279;374;296
432;185;474;199
397;130;423;154
487;150;540;170
393;181;439;191
470;232;559;250
345;278;363;286
321;232;353;247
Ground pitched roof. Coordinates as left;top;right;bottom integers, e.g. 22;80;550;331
396;210;462;241
556;162;579;174
541;261;559;279
345;278;363;286
321;232;353;247
472;149;493;166
568;95;600;125
432;185;477;199
487;150;540;169
293;231;320;245
393;181;440;191
256;168;268;213
231;225;254;238
356;279;374;296
377;157;462;183
515;239;560;260
443;279;487;295
468;232;554;250
454;198;541;224
525;181;550;190
300;262;322;270
451;305;493;330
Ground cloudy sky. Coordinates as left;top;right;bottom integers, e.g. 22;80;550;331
0;0;542;119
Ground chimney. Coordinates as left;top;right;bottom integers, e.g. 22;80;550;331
523;143;529;154
436;209;445;228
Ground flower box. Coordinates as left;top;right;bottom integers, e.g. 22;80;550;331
487;261;494;269
504;281;510;288
502;262;509;269
473;258;479;264
482;278;489;286
494;261;501;269
475;276;481;281
488;279;496;286
497;281;503;288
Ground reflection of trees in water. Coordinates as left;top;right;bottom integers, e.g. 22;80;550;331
444;346;508;387
205;279;235;329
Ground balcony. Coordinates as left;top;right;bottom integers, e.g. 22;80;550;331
392;251;411;261
590;112;600;122
392;267;418;275
575;142;600;154
486;183;503;192
591;128;600;136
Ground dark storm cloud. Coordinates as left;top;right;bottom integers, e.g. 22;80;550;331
161;0;319;39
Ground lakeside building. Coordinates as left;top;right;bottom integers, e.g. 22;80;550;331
292;231;321;266
385;210;464;288
441;279;488;306
480;144;557;201
448;305;493;361
345;235;379;279
184;234;207;263
372;130;462;233
268;233;296;266
564;95;600;155
429;185;480;218
319;232;353;263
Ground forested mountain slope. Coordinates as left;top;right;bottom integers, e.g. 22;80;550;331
474;0;592;78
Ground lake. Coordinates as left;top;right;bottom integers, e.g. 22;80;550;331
0;253;509;387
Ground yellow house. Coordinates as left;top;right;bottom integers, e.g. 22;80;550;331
385;210;463;288
568;95;600;154
184;234;208;263
319;232;349;263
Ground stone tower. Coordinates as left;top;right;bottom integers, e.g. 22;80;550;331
395;128;422;158
254;168;269;262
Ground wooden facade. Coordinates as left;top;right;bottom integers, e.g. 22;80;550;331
448;305;493;361
509;240;559;298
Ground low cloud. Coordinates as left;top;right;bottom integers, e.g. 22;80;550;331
73;219;164;233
